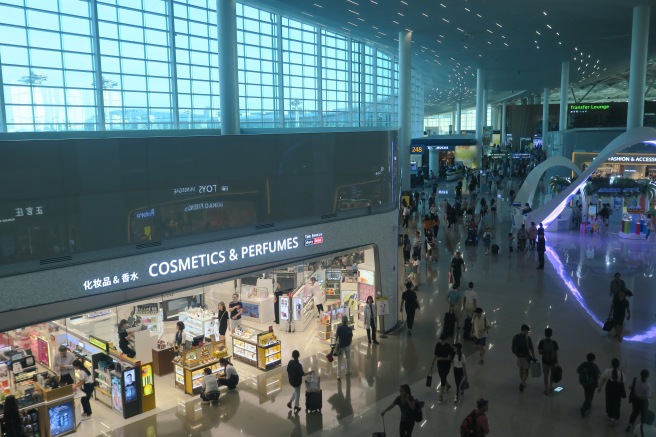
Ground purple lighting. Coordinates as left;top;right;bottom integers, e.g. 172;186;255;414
545;245;653;343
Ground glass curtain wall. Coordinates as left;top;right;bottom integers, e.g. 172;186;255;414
0;0;423;133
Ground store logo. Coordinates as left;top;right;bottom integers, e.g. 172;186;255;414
136;208;155;219
304;232;324;246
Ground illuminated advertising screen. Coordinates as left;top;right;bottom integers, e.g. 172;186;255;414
123;369;137;403
279;297;289;321
141;364;154;397
241;302;260;319
455;146;478;169
111;374;123;414
48;401;75;437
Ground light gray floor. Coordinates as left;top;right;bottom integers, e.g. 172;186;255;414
87;181;654;437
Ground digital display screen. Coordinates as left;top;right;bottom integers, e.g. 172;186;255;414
124;369;137;403
111;374;123;414
241;302;260;319
48;401;75;436
141;364;154;397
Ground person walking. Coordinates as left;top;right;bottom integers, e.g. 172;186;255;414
460;399;490;436
511;324;536;392
72;359;94;418
536;235;546;269
598;358;626;425
537;328;559;395
577;352;602;417
402;203;410;228
400;281;419;336
335;316;353;380
446;286;464;330
609;290;631;342
452;343;468;404
528;222;538;250
450;251;466;289
364;296;379;345
471;308;490;365
412;230;422;261
482;227;492;255
381;384;418;437
402;234;411;263
610;272;630;303
626;369;652;432
431;333;454;404
463;282;478;318
286;350;313;414
517;224;528;252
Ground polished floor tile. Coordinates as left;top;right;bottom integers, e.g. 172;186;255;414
81;181;654;437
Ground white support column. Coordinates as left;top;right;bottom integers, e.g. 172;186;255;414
559;62;569;131
501;102;507;146
542;87;549;149
89;0;106;130
217;0;240;134
456;101;462;133
476;68;486;168
165;0;179;129
627;4;650;131
482;88;488;126
275;17;284;127
398;30;412;190
429;147;439;178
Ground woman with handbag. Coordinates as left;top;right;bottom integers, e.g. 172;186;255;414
626;369;652;432
214;302;229;341
452;343;467;404
598;358;626;425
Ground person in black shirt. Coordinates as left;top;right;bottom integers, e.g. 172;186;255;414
450;251;466;289
214;302;229;341
173;321;185;353
609;291;630;342
273;280;283;324
118;319;136;358
228;293;243;333
286;350;312;414
381;384;418;437
536;235;546;269
431;334;454;404
400;281;419;336
511;324;535;392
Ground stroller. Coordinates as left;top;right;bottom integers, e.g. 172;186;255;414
464;221;478;245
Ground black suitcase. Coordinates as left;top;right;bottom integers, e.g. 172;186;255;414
442;312;456;338
463;317;472;340
306;389;322;413
491;243;499;254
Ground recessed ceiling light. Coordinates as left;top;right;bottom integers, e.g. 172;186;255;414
422;12;429;17
496;23;502;27
556;32;560;36
442;18;449;23
546;24;552;29
313;3;323;7
543;11;547;15
301;11;314;17
372;25;378;29
348;9;359;14
347;21;358;26
370;0;377;3
486;29;493;34
504;42;509;46
476;13;482;18
357;17;364;21
346;0;358;4
464;7;470;11
440;3;446;7
397;12;404;16
393;20;399;24
536;31;541;35
401;0;408;4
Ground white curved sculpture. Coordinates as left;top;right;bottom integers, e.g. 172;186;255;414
528;126;656;229
514;156;582;208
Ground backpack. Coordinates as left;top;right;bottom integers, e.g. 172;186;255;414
578;362;596;386
460;410;480;437
540;339;556;364
414;398;425;422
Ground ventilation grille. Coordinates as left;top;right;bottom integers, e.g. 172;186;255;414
40;255;72;265
255;223;275;230
136;241;162;250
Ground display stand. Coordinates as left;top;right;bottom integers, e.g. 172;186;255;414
231;327;281;371
134;307;164;338
33;383;76;437
324;269;347;300
316;303;352;344
66;311;116;341
241;284;275;324
620;213;648;240
173;340;228;395
151;347;177;376
179;310;216;340
132;329;158;364
290;285;315;332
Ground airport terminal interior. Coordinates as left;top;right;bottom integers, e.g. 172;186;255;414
0;0;655;437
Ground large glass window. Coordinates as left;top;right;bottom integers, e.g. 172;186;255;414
0;0;424;133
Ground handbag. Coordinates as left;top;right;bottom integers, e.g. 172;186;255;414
602;319;616;332
448;271;454;284
552;365;563;383
326;352;334;363
530;360;542;378
629;377;637;403
426;365;433;387
461;377;470;390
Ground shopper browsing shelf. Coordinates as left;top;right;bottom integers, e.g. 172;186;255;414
173;321;186;354
72;359;94;419
214;302;229;341
118;319;136;358
218;357;239;391
53;344;76;385
229;294;243;333
200;367;220;404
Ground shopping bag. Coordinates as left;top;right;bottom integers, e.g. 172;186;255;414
448;271;454;284
372;416;386;437
426;365;433;387
305;375;321;393
552;366;563;383
461;377;470;390
602;319;616;332
326;352;334;363
530;360;542;378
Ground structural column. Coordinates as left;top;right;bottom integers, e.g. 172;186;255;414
627;4;651;130
217;0;240;135
542;87;549;149
475;68;486;168
559;62;569;131
501;101;507;147
398;30;412;189
429;147;439;178
455;101;462;133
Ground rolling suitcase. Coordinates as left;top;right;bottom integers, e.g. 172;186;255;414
305;389;322;413
442;312;456;338
463;316;472;340
491;243;499;254
372;416;386;437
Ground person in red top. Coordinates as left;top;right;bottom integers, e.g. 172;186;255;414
461;398;490;436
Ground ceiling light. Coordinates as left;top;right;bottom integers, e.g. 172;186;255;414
486;29;493;34
536;31;541;35
422;12;429;17
346;0;358;4
397;12;404;16
442;18;449;23
348;9;359;14
370;0;377;3
464;7;470;11
496;23;502;27
546;24;552;29
476;13;482;18
543;11;547;15
357;17;364;21
347;21;358;26
313;3;323;7
372;25;378;29
401;0;408;4
393;20;399;24
301;11;314;17
556;32;560;35
501;35;506;38
504;42;509;46
575;47;578;50
558;42;562;45
440;3;446;7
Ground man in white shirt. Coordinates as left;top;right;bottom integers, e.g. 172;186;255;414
307;277;324;316
53;345;75;385
463;282;478;317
